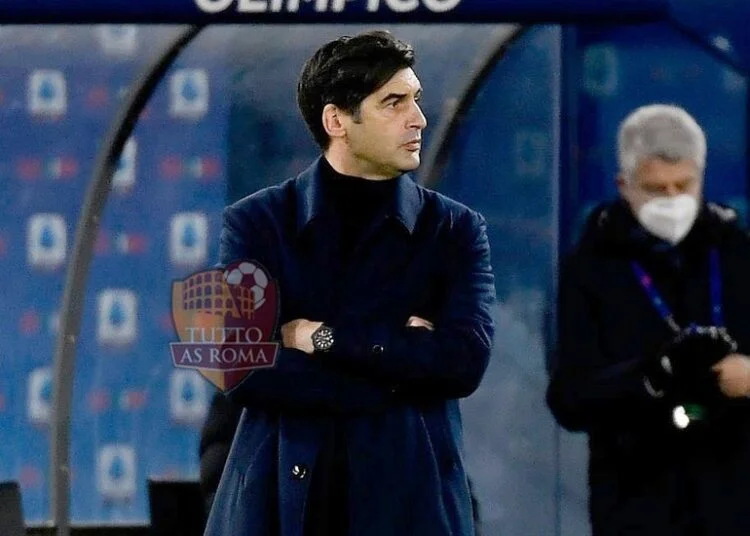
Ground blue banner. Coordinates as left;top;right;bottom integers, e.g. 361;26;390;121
0;0;669;24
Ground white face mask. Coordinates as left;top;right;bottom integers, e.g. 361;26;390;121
637;194;699;245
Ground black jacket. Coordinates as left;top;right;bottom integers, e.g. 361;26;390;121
547;200;750;536
199;393;243;515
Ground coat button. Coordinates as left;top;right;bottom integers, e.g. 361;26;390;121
371;344;384;355
291;464;308;480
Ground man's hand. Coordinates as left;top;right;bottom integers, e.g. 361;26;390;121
712;354;750;398
407;316;434;331
281;319;323;355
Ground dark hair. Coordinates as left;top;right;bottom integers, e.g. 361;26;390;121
297;30;415;149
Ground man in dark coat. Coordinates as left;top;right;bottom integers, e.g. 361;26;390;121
203;30;496;536
547;104;750;536
198;392;485;532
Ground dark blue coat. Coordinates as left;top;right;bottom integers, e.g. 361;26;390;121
203;158;496;536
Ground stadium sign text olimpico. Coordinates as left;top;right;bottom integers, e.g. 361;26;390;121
194;0;462;14
0;0;669;24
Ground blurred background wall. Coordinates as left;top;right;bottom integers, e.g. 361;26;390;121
0;13;747;535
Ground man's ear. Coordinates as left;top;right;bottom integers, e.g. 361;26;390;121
616;174;629;197
617;174;639;214
322;104;347;141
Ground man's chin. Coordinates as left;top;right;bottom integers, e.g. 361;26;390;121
399;155;421;171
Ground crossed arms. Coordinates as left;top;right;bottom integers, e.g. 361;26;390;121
219;203;496;414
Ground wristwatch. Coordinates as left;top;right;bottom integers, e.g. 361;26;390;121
311;324;335;352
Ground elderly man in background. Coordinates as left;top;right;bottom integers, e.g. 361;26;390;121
547;104;750;536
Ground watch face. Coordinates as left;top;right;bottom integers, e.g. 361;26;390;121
313;326;334;351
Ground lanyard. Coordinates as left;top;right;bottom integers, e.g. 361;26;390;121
631;249;723;333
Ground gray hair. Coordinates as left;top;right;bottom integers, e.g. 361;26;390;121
617;104;706;180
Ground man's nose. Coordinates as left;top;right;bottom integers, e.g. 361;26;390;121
665;184;680;197
408;103;427;130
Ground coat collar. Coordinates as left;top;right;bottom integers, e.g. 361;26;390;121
295;156;422;235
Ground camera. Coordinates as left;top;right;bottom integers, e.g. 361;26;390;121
644;325;738;429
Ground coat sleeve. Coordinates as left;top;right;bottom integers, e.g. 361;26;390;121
546;255;666;432
324;209;496;400
220;203;397;415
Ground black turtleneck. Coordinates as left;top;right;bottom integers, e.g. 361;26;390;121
304;158;400;536
319;156;400;258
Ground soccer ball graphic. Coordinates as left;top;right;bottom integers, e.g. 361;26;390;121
223;261;268;310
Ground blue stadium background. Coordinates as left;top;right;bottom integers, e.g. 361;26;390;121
0;19;747;535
